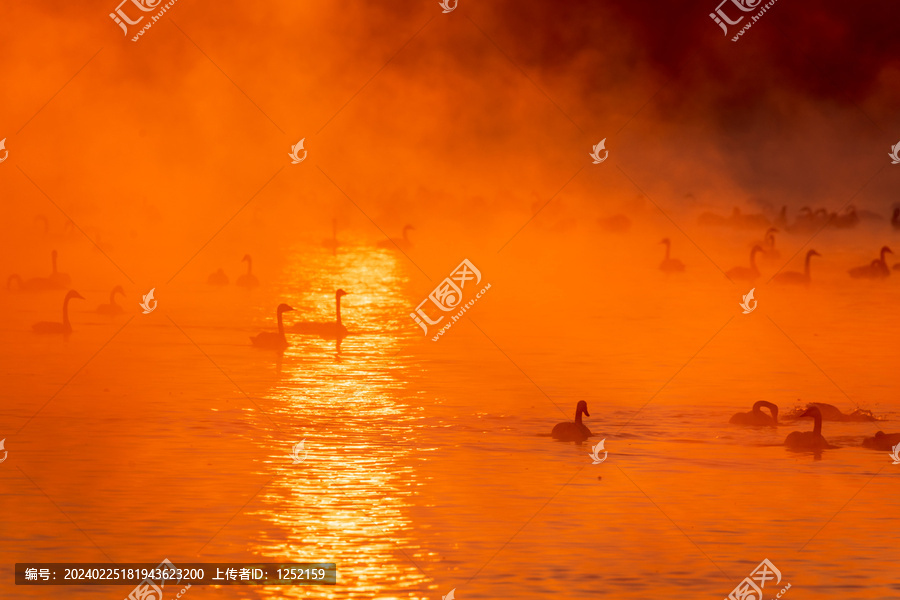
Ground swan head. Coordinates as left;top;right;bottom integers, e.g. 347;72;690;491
766;227;778;235
336;289;348;298
403;224;415;232
112;285;125;294
52;249;58;260
660;238;670;245
881;246;893;255
277;303;295;314
797;406;821;419
66;290;85;301
751;244;764;254
808;249;821;258
242;254;252;263
576;400;590;417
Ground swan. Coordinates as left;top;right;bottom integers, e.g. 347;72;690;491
250;303;294;349
322;218;339;253
377;225;414;251
726;245;764;281
598;214;631;232
207;268;228;286
33;290;84;334
830;206;858;229
848;246;892;279
773;249;820;285
787;402;876;422
551;401;592;442
659;238;685;272
236;254;259;288
861;431;900;451
729;401;778;426
7;273;55;291
48;250;71;288
761;227;780;260
290;290;349;337
892;207;900;230
96;285;125;315
784;406;835;450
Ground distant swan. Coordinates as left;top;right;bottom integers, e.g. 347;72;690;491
377;225;414;251
848;246;891;279
726;245;763;281
290;290;349;337
784;406;834;450
891;207;900;230
48;250;71;288
551;401;592;442
236;254;259;288
322;218;339;253
861;431;900;451
207;268;228;286
250;303;294;349
33;290;84;334
761;227;780;260
787;402;876;422
96;285;125;315
598;214;631;233
659;238;685;272
730;400;778;426
773;249;820;285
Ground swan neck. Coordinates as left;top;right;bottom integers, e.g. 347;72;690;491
804;253;812;275
812;413;822;435
63;295;71;327
664;241;671;260
246;258;253;275
277;310;284;335
52;253;58;274
575;407;584;424
336;295;342;325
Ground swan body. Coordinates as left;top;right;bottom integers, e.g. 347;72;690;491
861;431;900;451
848;246;891;279
33;290;84;334
96;285;125;315
7;250;70;291
207;268;229;286
290;290;349;337
726;245;763;281
784;406;835;450
787;402;876;422
773;249;820;285
659;238;685;272
250;303;294;349
551;401;592;442
377;225;414;251
236;254;259;288
730;400;778;426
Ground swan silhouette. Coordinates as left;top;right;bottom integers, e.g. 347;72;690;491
48;250;71;287
290;290;349;337
236;254;259;288
861;431;900;451
787;402;876;422
33;290;84;334
322;219;339;253
96;285;126;315
250;303;294;349
784;406;835;450
551;401;592;442
730;400;778;426
761;227;780;260
726;245;764;281
659;238;685;272
207;268;229;286
377;225;414;251
848;246;892;279
892;207;900;230
773;249;820;285
7;250;69;291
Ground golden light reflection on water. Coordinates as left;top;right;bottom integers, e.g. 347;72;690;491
249;245;433;598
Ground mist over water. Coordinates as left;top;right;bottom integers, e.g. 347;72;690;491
2;0;900;599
